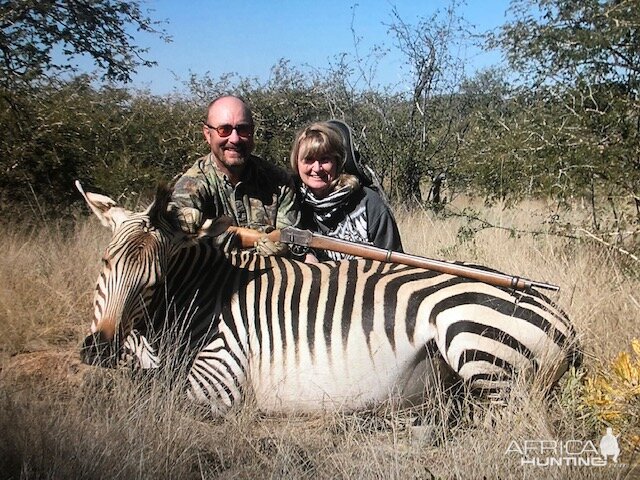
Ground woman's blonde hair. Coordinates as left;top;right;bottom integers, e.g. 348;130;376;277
290;122;360;191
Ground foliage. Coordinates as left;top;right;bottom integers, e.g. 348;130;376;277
496;0;640;87
0;76;96;218
0;0;170;219
316;1;476;202
0;77;201;219
581;339;640;453
0;0;167;89
0;0;639;258
484;0;640;227
241;60;330;169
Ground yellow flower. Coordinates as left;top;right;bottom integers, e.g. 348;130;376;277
599;410;622;422
580;339;640;440
612;351;640;386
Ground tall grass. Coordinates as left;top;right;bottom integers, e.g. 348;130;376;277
0;198;638;479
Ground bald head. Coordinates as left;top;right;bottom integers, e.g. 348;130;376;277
206;95;253;124
203;95;255;184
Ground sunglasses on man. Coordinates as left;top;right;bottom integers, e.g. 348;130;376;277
204;122;254;138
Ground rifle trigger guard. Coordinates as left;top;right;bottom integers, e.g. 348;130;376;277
280;227;313;247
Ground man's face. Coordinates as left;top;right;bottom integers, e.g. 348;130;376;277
203;97;255;175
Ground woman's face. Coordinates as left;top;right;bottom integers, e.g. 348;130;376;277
297;154;338;198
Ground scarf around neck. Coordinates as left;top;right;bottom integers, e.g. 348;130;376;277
300;183;355;224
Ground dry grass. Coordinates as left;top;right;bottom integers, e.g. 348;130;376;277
0;198;638;479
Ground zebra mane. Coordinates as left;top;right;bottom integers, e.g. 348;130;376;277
148;182;174;229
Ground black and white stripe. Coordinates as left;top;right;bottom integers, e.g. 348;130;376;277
79;184;581;414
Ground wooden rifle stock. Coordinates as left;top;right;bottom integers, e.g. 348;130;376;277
227;226;559;292
228;226;281;248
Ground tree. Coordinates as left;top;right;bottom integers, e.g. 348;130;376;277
317;1;476;204
0;1;168;220
0;77;191;219
488;0;640;229
242;59;329;169
493;0;640;87
0;0;167;89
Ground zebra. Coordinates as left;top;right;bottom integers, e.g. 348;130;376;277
77;181;581;414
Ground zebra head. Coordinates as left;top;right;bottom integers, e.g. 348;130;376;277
76;181;231;367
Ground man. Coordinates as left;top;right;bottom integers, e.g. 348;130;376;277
171;95;300;254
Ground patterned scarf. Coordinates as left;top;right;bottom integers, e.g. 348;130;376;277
300;184;354;224
300;183;369;260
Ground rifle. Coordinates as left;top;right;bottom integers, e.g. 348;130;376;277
227;226;560;293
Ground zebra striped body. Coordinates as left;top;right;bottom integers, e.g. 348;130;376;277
78;182;580;414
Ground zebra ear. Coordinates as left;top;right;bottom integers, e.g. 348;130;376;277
198;216;233;239
147;182;172;228
75;180;130;231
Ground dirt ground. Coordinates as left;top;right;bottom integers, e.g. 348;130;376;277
0;349;92;401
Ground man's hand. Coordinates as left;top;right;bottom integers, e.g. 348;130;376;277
254;236;289;257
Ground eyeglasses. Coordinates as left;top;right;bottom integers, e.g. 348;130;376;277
204;122;254;138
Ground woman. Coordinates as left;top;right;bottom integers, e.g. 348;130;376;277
290;120;403;261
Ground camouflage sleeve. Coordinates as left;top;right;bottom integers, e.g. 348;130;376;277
170;161;219;234
275;178;302;230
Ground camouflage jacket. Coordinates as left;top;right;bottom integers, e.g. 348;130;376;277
171;153;300;233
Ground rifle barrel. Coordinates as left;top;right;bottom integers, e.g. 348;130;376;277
302;230;560;292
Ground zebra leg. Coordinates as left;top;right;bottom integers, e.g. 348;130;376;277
402;340;457;401
120;330;160;370
186;336;247;415
406;341;464;432
434;330;529;404
456;349;517;403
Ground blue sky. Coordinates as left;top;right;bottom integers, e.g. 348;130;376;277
124;0;513;95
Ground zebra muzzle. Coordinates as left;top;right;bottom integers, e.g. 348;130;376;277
81;332;119;368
